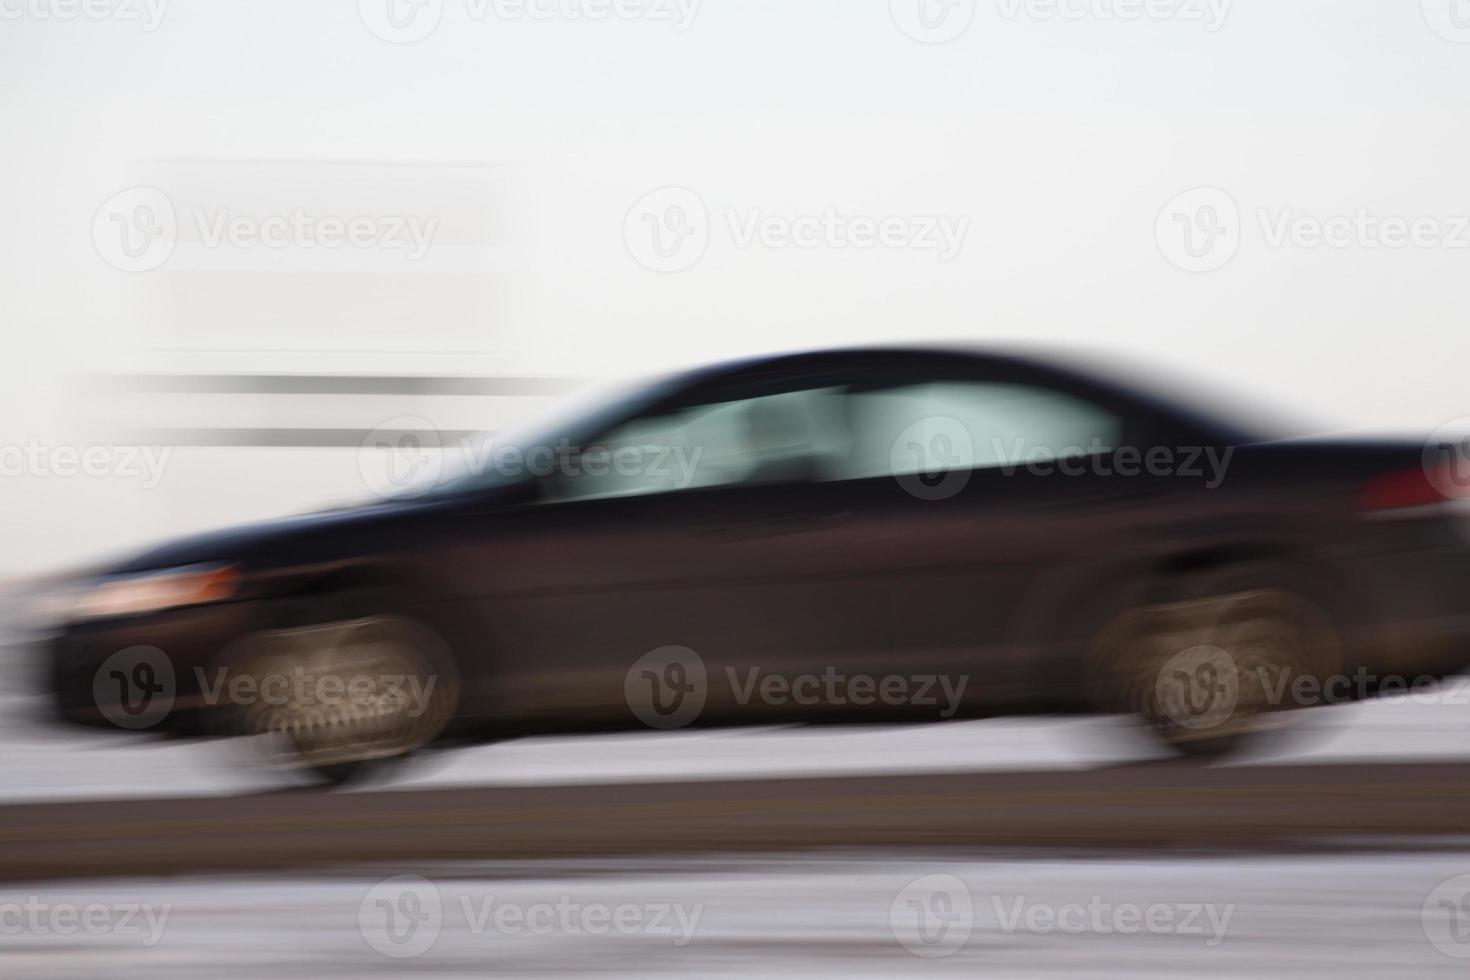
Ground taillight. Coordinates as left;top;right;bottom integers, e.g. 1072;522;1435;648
1359;464;1465;513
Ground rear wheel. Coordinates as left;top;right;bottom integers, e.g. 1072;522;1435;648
216;609;459;784
1090;569;1339;758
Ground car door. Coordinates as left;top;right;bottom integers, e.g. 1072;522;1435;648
821;361;1150;716
457;367;903;731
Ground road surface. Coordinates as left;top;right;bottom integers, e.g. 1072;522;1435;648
2;851;1469;978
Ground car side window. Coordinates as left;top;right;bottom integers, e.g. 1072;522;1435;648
540;386;850;502
835;381;1124;481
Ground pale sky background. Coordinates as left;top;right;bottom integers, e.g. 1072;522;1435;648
2;0;1470;575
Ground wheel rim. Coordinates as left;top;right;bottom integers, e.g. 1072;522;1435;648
228;615;456;770
1097;589;1337;750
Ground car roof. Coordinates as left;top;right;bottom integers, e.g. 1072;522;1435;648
654;343;1268;443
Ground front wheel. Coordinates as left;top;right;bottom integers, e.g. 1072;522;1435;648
215;612;459;784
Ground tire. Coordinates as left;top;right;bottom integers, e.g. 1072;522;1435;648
213;603;460;784
1089;566;1340;759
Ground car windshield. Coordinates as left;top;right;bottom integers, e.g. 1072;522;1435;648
414;372;681;499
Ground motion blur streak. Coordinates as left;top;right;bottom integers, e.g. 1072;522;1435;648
9;0;1470;975
1;854;1467;977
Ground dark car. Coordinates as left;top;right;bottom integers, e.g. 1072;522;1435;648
39;346;1470;782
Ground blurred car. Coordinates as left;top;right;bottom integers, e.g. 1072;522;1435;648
38;346;1470;781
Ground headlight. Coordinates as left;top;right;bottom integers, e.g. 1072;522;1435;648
76;564;240;621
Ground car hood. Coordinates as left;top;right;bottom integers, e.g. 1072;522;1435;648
102;497;456;577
